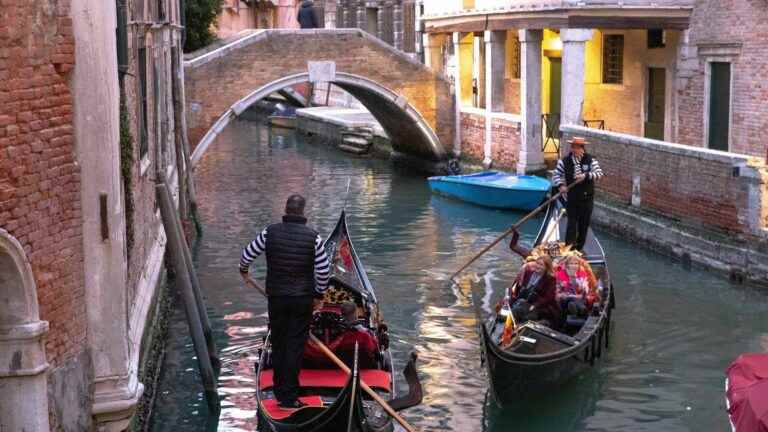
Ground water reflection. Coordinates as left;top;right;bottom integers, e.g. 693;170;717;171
151;117;768;432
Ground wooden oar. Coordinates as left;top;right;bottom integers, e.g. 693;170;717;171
449;176;586;282
244;277;419;432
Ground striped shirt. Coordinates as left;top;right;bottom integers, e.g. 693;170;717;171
552;154;604;187
239;228;331;295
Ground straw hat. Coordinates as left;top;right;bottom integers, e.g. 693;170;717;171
566;136;588;146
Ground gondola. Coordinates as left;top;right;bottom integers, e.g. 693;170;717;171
255;210;423;431
472;197;615;406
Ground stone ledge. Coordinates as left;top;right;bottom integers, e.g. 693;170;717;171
593;195;768;287
562;124;764;166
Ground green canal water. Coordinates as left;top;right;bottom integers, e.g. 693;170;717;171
150;117;768;431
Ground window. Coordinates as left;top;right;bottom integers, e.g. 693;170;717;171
138;46;149;159
707;62;731;151
647;29;665;49
602;34;623;84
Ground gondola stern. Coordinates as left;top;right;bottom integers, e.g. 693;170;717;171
388;351;423;412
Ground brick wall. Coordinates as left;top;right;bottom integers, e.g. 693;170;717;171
460;111;485;162
562;125;768;236
0;0;85;368
503;78;520;115
676;0;768;158
490;116;520;168
460;110;521;168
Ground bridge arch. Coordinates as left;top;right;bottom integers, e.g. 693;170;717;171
184;29;454;166
190;72;444;165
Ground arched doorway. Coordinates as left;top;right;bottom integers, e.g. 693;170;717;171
0;229;50;431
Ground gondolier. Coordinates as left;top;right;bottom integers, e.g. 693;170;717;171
552;137;604;251
239;194;330;409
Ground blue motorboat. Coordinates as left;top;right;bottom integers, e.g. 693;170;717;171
427;171;551;210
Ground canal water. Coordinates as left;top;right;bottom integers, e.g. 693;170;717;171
151;117;768;432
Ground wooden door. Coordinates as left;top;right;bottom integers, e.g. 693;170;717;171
708;62;730;151
549;58;562;115
644;67;666;140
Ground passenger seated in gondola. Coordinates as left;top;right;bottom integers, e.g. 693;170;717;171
330;302;379;368
555;255;600;319
508;254;560;329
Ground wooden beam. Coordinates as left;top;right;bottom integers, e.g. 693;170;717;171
423;7;692;33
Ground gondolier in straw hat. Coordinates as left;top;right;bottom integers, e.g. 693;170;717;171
552;137;604;252
239;194;331;409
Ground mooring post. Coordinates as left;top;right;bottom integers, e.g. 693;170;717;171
157;182;219;411
172;186;221;373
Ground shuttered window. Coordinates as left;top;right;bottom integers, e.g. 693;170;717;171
602;34;623;84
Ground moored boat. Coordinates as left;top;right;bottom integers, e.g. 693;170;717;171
255;210;422;431
725;353;768;431
268;106;298;129
427;171;551;211
472;198;615;406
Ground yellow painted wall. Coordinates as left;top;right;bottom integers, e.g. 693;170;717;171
458;33;475;106
582;29;680;137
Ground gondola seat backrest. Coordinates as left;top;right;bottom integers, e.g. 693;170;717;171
303;327;379;369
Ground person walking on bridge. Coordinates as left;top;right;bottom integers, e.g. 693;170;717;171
297;0;320;29
239;194;330;409
552;137;604;252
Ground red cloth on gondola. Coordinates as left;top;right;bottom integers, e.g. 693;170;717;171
259;369;391;391
303;327;379;369
726;353;768;432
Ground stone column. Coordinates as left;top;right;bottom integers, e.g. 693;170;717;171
560;28;593;127
377;5;385;40
517;29;545;174
70;0;141;430
472;35;484;108
486;30;506;112
452;32;463;156
340;0;349;28
393;2;403;51
423;33;445;74
356;1;366;29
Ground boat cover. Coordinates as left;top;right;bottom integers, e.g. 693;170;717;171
726;353;768;432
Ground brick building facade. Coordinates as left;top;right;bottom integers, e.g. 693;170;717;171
421;0;768;281
1;0;186;430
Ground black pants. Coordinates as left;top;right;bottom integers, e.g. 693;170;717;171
565;199;594;251
268;295;314;403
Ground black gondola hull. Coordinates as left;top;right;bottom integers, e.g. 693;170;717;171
473;197;614;407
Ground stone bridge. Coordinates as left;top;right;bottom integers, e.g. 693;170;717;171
184;29;454;164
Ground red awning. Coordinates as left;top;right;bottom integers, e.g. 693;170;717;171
726;353;768;432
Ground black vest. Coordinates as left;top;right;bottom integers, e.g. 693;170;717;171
265;214;318;297
562;153;595;202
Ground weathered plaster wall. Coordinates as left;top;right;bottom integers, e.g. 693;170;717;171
581;29;680;139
